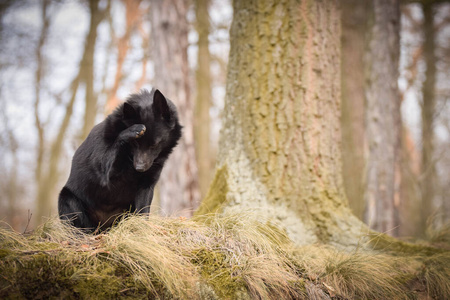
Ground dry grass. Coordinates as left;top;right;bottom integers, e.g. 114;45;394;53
426;222;450;249
420;252;450;299
290;245;410;299
1;213;449;299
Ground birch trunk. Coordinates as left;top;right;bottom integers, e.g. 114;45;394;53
151;0;200;216
196;0;367;247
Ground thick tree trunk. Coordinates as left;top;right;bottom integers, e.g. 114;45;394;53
196;0;366;247
420;2;436;236
364;0;401;236
151;0;200;216
340;0;368;220
194;0;213;199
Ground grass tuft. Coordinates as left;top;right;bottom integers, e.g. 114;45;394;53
426;222;450;249
1;213;449;299
420;252;450;299
290;246;409;299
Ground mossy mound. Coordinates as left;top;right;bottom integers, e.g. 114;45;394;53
0;214;449;299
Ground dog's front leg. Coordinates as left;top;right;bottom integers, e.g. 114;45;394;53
98;124;147;187
133;185;154;214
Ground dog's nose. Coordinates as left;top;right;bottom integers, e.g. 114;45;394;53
135;164;147;172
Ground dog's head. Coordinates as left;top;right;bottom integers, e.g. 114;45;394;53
120;89;182;172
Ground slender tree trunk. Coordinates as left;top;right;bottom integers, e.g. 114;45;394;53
80;0;104;140
34;0;49;184
35;1;104;222
364;0;401;236
195;0;213;199
34;0;51;221
420;2;436;236
196;0;367;247
36;79;80;222
0;107;21;230
340;0;368;220
400;127;422;237
151;0;200;216
105;0;142;114
135;21;150;91
6;159;19;229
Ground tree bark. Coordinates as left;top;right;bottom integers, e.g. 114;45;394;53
194;0;213;199
196;0;366;247
419;2;436;236
364;0;402;236
150;0;200;217
340;0;368;220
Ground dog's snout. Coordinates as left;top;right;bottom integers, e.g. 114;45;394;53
133;152;154;173
135;163;147;172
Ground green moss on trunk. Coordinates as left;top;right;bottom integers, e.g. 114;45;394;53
195;166;229;215
368;233;447;256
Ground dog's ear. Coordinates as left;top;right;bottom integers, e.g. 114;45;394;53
123;102;138;120
153;89;171;121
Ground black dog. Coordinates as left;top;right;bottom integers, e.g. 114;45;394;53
58;89;181;231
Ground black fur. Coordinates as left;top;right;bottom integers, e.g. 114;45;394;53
58;89;182;232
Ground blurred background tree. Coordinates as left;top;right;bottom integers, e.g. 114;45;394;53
339;0;450;238
0;0;448;241
341;0;368;222
364;0;402;236
150;0;200;217
194;0;213;200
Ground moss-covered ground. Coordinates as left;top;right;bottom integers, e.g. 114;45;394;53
0;213;449;299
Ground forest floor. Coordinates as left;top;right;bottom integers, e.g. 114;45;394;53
0;213;449;299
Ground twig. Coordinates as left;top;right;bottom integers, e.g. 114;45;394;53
22;210;32;234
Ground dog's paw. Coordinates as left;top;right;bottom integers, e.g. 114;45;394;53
132;124;146;138
120;124;146;142
124;124;146;140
